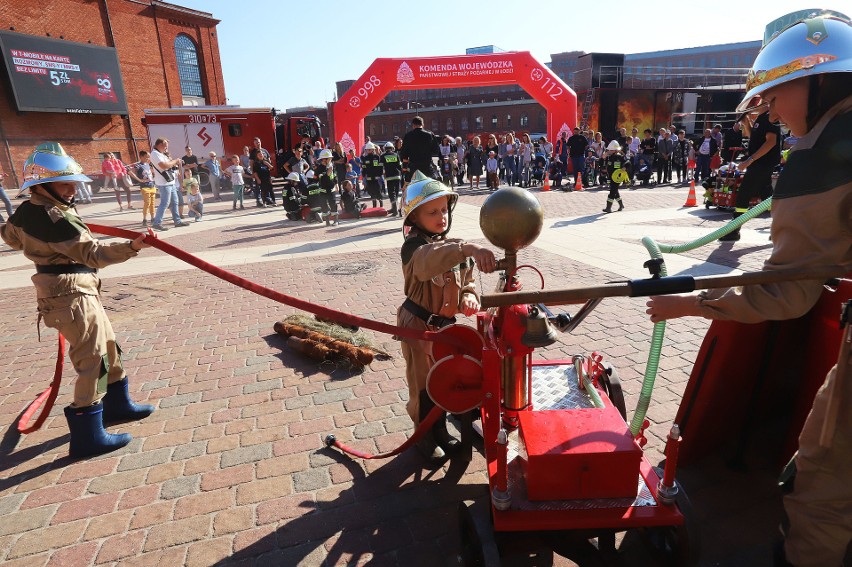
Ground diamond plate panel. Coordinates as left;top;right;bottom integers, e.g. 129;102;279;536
531;364;595;411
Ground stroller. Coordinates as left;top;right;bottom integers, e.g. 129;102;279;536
529;153;547;187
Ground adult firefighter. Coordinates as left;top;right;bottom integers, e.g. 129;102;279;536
0;143;156;458
381;142;403;217
400;116;440;181
718;109;781;242
315;149;338;226
646;13;851;567
361;142;384;210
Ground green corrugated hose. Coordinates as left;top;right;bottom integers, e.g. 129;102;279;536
628;198;774;436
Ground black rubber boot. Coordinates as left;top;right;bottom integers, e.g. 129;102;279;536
432;413;461;455
416;391;446;467
602;200;613;213
719;212;742;242
102;377;155;424
617;198;624;211
65;403;132;459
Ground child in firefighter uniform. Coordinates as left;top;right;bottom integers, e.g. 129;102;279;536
646;13;852;567
603;140;626;213
283;172;306;221
397;172;497;465
315;149;338;226
0;143;155;459
361;142;384;209
380;142;403;216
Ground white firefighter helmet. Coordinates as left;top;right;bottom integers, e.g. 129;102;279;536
21;142;91;191
305;170;315;180
738;13;852;112
606;140;621;151
363;142;376;151
383;142;394;151
318;149;333;160
286;172;300;182
401;171;458;231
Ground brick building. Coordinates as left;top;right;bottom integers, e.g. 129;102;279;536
0;0;224;189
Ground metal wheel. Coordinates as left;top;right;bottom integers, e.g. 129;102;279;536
600;364;627;421
636;467;701;567
457;499;501;567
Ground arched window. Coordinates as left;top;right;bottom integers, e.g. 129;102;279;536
381;123;386;135
369;123;376;136
461;117;469;131
491;115;498;128
446;117;453;131
539;112;547;129
431;118;439;132
174;35;203;99
475;116;483;129
520;113;529;127
506;114;512;127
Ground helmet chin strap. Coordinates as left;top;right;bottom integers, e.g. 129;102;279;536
40;184;75;208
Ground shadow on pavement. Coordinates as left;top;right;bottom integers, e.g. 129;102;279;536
211;448;487;566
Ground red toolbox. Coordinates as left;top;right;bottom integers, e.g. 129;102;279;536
517;407;642;500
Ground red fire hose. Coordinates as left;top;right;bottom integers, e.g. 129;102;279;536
17;334;64;433
19;224;461;445
325;406;443;459
86;224;462;347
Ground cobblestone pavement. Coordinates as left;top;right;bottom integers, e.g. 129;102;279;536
0;182;786;566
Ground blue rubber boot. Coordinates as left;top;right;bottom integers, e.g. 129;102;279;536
102;377;155;424
64;403;132;458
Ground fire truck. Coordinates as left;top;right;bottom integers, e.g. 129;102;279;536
142;107;322;176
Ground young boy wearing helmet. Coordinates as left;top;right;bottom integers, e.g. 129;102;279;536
646;13;851;567
397;172;497;465
360;142;384;209
315;148;339;226
0;143;156;458
380;142;403;216
602;140;627;213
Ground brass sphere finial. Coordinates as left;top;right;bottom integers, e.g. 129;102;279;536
479;188;544;253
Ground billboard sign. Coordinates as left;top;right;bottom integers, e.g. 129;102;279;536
0;30;128;114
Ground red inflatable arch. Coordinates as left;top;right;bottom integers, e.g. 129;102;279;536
334;52;577;154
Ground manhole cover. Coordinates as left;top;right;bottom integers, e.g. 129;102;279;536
317;261;378;276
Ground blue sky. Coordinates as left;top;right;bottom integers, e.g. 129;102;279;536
174;1;836;110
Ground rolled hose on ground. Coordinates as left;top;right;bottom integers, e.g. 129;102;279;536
629;198;773;436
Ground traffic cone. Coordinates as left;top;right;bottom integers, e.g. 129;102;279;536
683;179;698;207
575;176;583;192
542;172;550;192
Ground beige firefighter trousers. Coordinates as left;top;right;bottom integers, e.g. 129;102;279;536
784;361;852;567
37;293;125;407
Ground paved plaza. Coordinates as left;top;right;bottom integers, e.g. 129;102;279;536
0;182;785;566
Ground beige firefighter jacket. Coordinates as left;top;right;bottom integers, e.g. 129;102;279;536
0;192;138;299
396;229;478;340
696;98;852;323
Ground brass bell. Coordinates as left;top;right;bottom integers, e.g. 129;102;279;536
521;305;558;347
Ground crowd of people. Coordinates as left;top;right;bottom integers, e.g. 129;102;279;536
42;108;789;232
